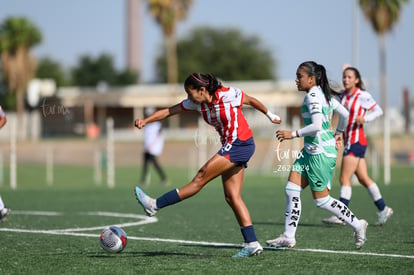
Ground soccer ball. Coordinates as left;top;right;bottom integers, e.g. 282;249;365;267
99;226;127;253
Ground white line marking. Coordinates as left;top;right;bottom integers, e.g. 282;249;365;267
6;210;158;232
1;210;413;260
11;210;61;216
54;212;157;232
84;211;152;219
267;247;414;259
53;219;157;233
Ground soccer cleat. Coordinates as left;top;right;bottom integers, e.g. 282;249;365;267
266;234;296;248
354;219;368;249
376;206;393;226
134;186;157;217
0;207;10;222
322;215;346;225
232;242;263;258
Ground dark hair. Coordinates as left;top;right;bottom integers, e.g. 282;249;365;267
343;67;366;90
298;61;337;103
184;73;222;95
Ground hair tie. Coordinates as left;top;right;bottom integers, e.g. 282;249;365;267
192;74;209;85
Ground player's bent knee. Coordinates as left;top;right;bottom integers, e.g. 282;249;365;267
314;196;331;208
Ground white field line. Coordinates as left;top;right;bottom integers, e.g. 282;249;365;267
11;210;61;216
6;210;158;232
1;211;413;260
54;212;157;232
266;247;414;259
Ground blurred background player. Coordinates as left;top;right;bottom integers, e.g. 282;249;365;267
139;106;169;187
323;66;393;226
266;61;368;250
0;105;9;222
134;73;281;257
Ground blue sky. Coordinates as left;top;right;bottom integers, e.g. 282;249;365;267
1;0;413;108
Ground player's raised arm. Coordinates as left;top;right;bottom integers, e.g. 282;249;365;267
135;103;182;129
243;93;281;124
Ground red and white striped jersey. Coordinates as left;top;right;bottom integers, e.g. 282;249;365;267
180;86;252;145
339;88;377;146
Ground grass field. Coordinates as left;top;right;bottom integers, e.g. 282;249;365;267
0;164;413;274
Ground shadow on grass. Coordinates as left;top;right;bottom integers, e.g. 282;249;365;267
88;241;295;259
88;249;222;258
88;248;236;259
89;242;281;258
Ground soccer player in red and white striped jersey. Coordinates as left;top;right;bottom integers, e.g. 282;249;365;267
134;73;281;257
323;67;393;226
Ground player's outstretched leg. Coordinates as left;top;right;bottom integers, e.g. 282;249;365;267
316;196;368;249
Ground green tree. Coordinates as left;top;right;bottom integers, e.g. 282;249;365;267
36;57;70;87
359;0;409;184
71;53;137;86
147;0;193;84
114;69;139;85
155;27;276;82
72;54;116;86
0;16;41;117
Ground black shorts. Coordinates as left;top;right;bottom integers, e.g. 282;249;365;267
343;142;367;158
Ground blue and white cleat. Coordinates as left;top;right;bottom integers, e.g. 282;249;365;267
134;186;157;217
232;242;263;258
376;206;393;226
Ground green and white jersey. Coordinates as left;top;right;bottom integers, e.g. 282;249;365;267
301;86;339;158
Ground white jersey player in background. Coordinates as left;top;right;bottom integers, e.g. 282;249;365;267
139;106;169;187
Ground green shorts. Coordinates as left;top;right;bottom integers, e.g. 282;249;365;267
292;149;336;192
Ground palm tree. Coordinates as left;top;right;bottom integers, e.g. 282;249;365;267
147;0;192;84
0;17;42;122
359;0;408;184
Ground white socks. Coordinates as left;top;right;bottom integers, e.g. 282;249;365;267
283;181;302;238
0;196;4;209
315;196;362;231
340;183;382;202
367;183;382;201
340;186;352;201
283;182;365;236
